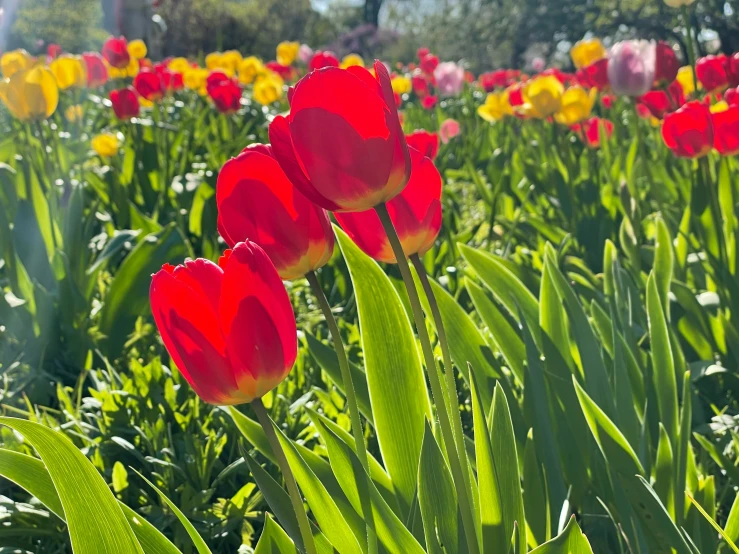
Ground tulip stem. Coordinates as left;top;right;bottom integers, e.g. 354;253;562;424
375;203;481;554
305;270;378;554
252;398;317;554
410;253;476;511
681;5;699;94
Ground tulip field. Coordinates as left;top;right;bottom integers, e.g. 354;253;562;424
2;24;739;554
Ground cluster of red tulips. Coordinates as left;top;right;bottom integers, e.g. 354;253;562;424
150;60;442;404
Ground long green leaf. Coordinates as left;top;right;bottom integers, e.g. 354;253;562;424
134;470;212;554
254;514;298;554
0;449;180;554
336;227;432;514
0;418;144;554
529;516;594;553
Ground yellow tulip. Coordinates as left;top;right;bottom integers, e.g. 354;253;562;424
570;38;607;69
0;66;59;121
221;50;243;73
477;93;506;122
206;52;224;70
253;73;284;105
50;55;87;90
1;49;33;78
168;57;191;74
554;86;597;125
65;104;84;122
340;54;365;69
183;67;209;94
107;57;139;79
391;75;411;94
91;133;120;158
239;56;264;85
676;66;699;96
276;41;300;66
127;39;148;60
524;75;564;117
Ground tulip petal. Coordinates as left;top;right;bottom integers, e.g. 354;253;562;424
269;115;341;211
150;268;241;405
219;242;297;400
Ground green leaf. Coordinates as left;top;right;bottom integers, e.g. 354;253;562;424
134;470;212;554
415;273;500;408
417;422;460;554
0;418;144;554
646;273;679;449
529;516;594;553
255;514;298;554
723;492;739;545
311;415;425;554
241;449;334;554
489;382;526;554
471;374;506;553
572;379;644;477
336;227;432;514
466;278;525;385
99;223;189;356
459;243;540;348
654;424;675;518
675;371;691;526
621;475;693;554
305;332;373;425
653;216;674;318
274;423;364;554
523;430;549;547
686;492;739;554
0;449;181;554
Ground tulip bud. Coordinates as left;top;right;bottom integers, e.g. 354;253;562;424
712;105;739;156
269;60;411;212
555;86;597;125
525;75;564;117
216;145;334;280
0;66;59;121
206;72;242;114
405;130;439;160
309;51;340;71
109;87;140;120
91;133;120;158
434;61;464;96
102;36;131;69
134;69;165;101
150;241;298;405
696;55;729;93
654;41;679;87
335;148;442;263
82;52;108;87
276;41;300;66
662;101;713;158
1;49;33;78
50;55;87;90
570;39;607;69
607;40;656;97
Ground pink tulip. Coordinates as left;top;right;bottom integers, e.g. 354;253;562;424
434;61;465;96
439;119;460;143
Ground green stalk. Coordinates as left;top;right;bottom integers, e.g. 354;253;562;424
305;270;378;554
251;398;317;554
409;254;476;512
375;203;480;554
681;5;699;94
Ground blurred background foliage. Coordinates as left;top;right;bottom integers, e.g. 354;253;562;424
2;0;738;70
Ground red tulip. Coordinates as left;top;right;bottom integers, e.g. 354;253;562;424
109;87;140;119
696;55;729;93
309;51;340;71
654;41;679;87
102;36;130;69
134;70;165;101
578;59;609;90
83;52;108;87
638;80;685;119
216;145;334;280
150;241;297;405
406;130;439;160
728;53;739;87
269;60;411;212
662;101;713;158
601;94;615;109
266;61;297;81
422;95;438;110
712;105;739;156
420;53;439;75
207;72;242;114
412;74;430;97
726;87;739;106
335;148;442;263
47;43;62;59
574;117;614;148
417;47;430;60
